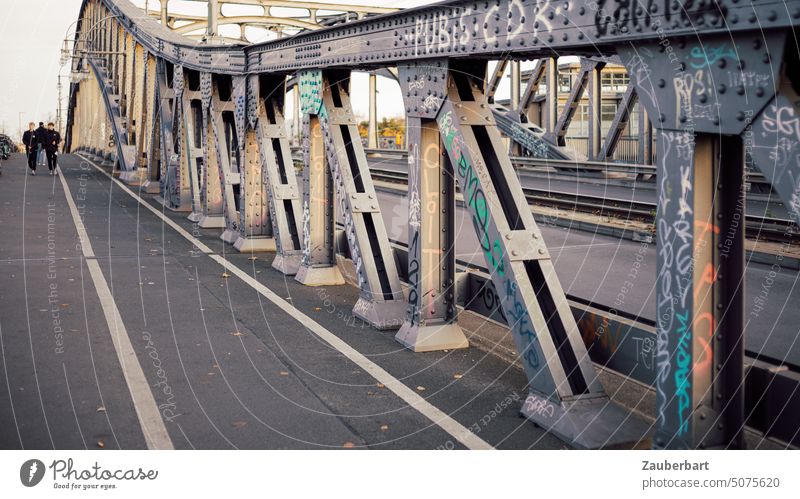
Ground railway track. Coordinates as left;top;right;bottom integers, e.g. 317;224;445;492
368;167;798;244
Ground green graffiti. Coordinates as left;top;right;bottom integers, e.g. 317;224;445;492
438;111;504;276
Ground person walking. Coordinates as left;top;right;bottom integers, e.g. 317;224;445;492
45;123;61;176
35;122;48;169
22;122;38;175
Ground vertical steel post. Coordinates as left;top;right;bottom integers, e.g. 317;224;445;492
545;57;558;133
587;64;602;160
395;116;467;351
653;132;745;449
295;70;345;286
198;72;225;229
368;73;378;149
207;0;219;38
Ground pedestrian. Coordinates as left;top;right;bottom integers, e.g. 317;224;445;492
45;123;61;176
35;122;48;169
22;122;38;175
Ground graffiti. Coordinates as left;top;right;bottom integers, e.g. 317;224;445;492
791;174;800;219
408;79;425;91
762;103;800;142
408;144;421;230
655;130;696;436
624;49;657;109
504;278;540;370
522;394;555;418
674;310;691;436
480;283;507;322
634;336;655;370
421;94;442;112
727;71;771;89
438;110;505;277
673;70;712;124
594;0;655;37
301;199;311;263
299;70;323;115
688;44;736;69
407;231;420;325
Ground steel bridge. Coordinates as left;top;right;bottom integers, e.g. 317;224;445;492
50;0;800;450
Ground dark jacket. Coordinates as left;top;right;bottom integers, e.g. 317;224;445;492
22;130;38;152
35;126;47;148
45;130;61;152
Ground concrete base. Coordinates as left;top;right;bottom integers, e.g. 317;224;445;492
220;228;239;244
521;392;652;449
352;297;406;330
141;180;160;194
395;321;469;352
295;264;345;286
118;169;146;186
187;211;202;223
198;215;225;229
233;236;276;253
271;252;304;276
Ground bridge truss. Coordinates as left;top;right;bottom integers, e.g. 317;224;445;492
65;0;800;449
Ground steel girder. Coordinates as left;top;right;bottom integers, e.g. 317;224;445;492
296;70;406;329
64;0;800;450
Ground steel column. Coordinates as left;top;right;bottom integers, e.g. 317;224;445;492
544;57;558;133
368;73;378;149
586;63;603;160
295;70;344;287
652;131;746;449
397;61;467;350
198;72;225;229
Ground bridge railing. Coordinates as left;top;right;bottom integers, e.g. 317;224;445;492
66;0;800;450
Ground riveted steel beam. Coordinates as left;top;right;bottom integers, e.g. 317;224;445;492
231;76;276;253
207;75;245;243
302;69;406;329
396;59;468;352
618;31;790;449
295;70;345;287
435;60;649;448
596;84;637;161
254;75;305;274
198;72;226;229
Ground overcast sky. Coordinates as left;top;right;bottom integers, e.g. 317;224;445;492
0;0;507;138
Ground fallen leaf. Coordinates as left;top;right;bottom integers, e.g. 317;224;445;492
343;442;355;448
416;386;426;391
232;421;247;429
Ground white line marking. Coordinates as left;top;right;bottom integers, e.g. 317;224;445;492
57;164;174;450
78;154;493;451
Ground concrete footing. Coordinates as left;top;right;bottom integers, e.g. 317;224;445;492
295;265;345;287
395;321;469;352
